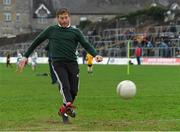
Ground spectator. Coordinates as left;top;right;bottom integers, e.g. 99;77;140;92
6;52;12;68
135;46;142;65
82;50;87;64
147;40;153;56
45;45;57;84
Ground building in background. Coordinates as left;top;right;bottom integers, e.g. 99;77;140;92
1;0;180;37
0;0;32;37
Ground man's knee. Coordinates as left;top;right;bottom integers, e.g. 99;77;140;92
70;89;78;96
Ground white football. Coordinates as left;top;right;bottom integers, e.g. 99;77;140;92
117;80;136;99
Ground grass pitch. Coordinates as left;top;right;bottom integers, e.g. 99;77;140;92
0;64;180;131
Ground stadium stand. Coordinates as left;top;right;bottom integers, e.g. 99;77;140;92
0;25;180;59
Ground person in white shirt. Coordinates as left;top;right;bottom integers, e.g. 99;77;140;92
16;52;23;67
31;52;38;71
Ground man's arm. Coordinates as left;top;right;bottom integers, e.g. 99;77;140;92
77;29;103;62
17;26;51;72
17;57;28;72
24;27;51;58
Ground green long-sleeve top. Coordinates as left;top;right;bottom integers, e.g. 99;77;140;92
24;25;98;62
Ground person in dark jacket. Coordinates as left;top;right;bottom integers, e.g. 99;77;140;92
17;8;103;123
45;45;57;84
135;46;142;65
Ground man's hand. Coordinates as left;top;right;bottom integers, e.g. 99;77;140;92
17;57;28;72
95;55;103;62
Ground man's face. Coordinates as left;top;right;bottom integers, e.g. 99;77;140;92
57;13;70;28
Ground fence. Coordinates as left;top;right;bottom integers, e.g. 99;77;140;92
0;46;179;59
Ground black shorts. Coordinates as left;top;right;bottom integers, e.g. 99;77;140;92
88;64;92;67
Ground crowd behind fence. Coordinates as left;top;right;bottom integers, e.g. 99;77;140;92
0;25;180;58
0;45;179;59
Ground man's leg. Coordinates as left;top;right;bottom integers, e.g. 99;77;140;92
137;57;141;65
6;60;10;67
52;61;73;103
68;62;79;102
52;61;74;123
65;62;79;118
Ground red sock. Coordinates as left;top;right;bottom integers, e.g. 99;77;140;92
60;105;66;114
66;102;72;107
